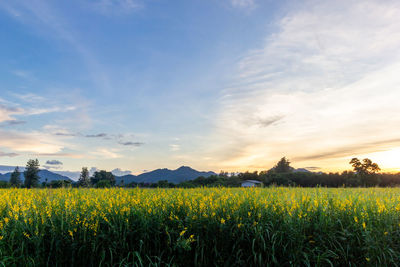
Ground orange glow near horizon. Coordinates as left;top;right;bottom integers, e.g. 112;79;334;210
217;148;400;174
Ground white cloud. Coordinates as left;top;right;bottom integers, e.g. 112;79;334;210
111;168;132;176
0;130;64;154
89;167;99;176
91;148;121;159
169;144;180;152
214;0;400;171
0;92;79;125
0;104;23;123
0;151;19;157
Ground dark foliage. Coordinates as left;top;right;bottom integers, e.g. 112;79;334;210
9;166;22;188
24;159;40;188
78;167;90;187
91;170;116;186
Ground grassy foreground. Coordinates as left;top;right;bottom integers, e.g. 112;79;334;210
0;187;400;266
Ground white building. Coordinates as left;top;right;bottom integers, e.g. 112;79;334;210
241;180;263;187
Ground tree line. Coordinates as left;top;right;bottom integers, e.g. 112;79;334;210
6;160;118;188
128;157;397;188
4;157;400;188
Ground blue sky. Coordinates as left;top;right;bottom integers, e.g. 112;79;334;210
1;0;400;177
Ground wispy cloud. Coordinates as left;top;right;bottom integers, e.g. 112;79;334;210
91;148;121;159
54;132;78;137
90;0;142;15
256;115;284;128
119;141;144;146
169;144;180;152
0;120;26;127
1;92;78;127
213;0;400;171
12;70;34;80
0;130;64;154
12;92;45;103
0;104;23;123
0;151;19;157
85;133;107;138
33;152;84;158
46;160;63;165
48;128;144;149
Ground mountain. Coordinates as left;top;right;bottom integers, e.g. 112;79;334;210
116;166;216;184
53;171;81;180
0;169;72;183
293;168;311;173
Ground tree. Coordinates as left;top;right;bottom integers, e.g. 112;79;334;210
9;166;22;188
349;158;381;186
95;179;111;188
90;170;115;186
49;180;72;188
238;171;259;181
24;159;40;188
78;167;91;187
274;157;293;173
350;158;380;175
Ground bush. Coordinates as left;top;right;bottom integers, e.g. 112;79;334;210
95;179;111;188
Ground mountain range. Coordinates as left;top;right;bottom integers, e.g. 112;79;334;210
115;166;216;184
0;169;72;183
0;166;216;184
0;165;318;184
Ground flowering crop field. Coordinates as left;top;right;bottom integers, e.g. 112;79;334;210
0;188;400;266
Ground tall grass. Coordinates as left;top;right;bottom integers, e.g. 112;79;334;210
0;187;399;266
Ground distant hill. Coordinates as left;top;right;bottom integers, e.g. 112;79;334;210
116;166;216;184
0;169;72;183
293;168;311;173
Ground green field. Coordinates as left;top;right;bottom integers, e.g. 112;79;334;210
0;187;399;266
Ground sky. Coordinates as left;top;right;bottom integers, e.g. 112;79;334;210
1;0;400;177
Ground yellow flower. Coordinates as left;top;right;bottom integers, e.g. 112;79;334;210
179;228;187;237
220;218;226;224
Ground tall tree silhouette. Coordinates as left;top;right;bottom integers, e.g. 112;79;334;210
24;159;40;188
274;157;293;173
78;167;90;187
9;166;22;188
349;158;381;186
